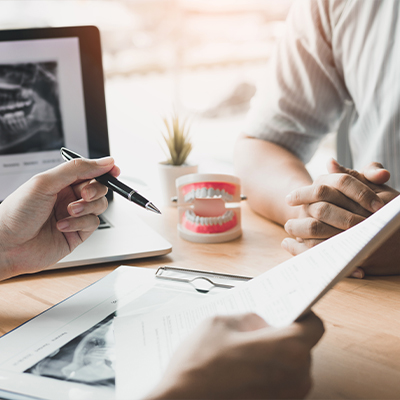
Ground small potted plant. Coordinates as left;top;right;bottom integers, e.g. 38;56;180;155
158;112;198;206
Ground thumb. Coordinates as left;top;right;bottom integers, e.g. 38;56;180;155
291;312;325;349
235;313;269;332
361;162;390;185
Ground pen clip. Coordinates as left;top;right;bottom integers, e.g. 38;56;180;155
60;147;83;162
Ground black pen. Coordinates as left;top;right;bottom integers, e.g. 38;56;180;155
60;147;161;214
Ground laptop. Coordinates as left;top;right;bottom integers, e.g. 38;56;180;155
0;25;172;269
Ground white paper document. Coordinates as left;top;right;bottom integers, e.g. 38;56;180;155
114;195;400;400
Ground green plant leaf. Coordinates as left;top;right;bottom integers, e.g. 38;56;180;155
160;112;193;165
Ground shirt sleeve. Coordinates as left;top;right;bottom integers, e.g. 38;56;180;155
244;0;350;164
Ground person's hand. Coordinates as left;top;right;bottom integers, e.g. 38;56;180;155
283;159;386;255
0;157;120;280
327;160;400;277
327;160;398;206
283;159;400;277
148;312;324;400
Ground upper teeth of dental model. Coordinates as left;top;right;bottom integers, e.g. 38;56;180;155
184;188;233;203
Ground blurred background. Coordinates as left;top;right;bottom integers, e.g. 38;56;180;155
0;0;335;186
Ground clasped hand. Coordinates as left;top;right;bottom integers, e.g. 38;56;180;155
282;159;400;277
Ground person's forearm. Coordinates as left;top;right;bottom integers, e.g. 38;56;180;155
234;135;312;226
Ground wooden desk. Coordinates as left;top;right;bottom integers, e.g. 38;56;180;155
1;203;400;399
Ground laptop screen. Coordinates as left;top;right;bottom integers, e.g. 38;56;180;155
0;35;90;201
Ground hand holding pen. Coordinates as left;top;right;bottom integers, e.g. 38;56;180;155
60;147;161;214
0;154;122;278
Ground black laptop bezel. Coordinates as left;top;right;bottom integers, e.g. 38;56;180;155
0;25;113;199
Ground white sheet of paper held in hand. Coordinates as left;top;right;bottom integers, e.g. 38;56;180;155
114;195;400;400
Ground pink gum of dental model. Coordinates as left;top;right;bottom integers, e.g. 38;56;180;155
175;173;243;243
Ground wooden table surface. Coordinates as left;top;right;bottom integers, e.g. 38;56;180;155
1;202;400;399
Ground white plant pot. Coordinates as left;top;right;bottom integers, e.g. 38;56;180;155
158;162;198;206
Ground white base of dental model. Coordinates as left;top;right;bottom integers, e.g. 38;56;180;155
178;223;242;243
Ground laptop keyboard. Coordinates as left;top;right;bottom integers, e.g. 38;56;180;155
98;214;111;229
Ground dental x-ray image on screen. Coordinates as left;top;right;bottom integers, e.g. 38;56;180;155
0;62;64;155
24;313;116;387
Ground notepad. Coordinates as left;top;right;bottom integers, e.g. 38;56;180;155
114;195;400;399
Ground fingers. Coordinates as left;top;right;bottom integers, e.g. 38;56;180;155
248;312;324;350
299;238;325;248
34;157;117;197
350;267;365;279
56;213;101;233
326;158;359;177
285;217;342;239
308;202;367;229
361;162;390;185
287;173;383;214
214;312;324;356
286;203;366;237
108;164;121;178
281;238;309;255
72;180;109;202
287;182;372;218
329;158;391;188
42;157;118;236
57;196;108;232
68;195;108;217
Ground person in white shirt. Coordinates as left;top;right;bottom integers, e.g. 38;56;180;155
0;157;324;399
235;0;400;278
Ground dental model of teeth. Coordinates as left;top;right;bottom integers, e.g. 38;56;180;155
176;173;243;243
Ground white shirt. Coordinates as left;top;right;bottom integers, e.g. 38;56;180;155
245;0;400;189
